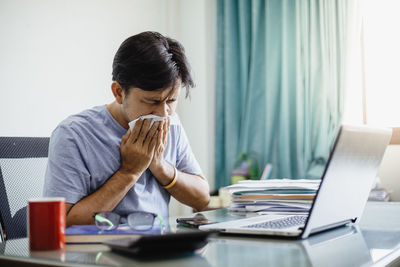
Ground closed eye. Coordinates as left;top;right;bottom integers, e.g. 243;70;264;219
142;99;161;105
143;98;176;105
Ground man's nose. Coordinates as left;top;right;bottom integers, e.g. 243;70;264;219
154;103;169;117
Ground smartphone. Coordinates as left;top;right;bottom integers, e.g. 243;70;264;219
176;213;214;228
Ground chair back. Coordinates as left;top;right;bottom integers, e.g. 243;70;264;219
0;137;49;241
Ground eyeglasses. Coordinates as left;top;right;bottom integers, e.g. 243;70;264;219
94;211;164;231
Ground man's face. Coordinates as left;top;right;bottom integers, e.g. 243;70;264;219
121;81;181;123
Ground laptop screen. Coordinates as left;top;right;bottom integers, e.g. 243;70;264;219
301;125;392;238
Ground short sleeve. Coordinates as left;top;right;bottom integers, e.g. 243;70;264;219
43;124;90;204
175;125;203;176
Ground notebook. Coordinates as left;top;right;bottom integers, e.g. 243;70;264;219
200;125;392;238
65;224;162;244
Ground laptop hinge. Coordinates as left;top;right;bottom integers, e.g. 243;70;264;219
309;219;354;235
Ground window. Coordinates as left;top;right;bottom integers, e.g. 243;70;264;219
363;0;400;126
343;0;400;144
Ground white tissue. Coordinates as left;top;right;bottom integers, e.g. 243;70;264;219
128;114;179;131
128;115;165;131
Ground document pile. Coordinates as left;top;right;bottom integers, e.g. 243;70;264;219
225;179;321;215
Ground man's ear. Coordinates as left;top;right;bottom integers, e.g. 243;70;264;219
111;81;124;104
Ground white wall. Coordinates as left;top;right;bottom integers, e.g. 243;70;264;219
0;0;217;216
0;0;171;136
166;0;217;215
378;146;400;201
173;0;216;192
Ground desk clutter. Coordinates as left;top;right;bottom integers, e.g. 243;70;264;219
368;188;390;202
223;179;321;214
208;177;390;211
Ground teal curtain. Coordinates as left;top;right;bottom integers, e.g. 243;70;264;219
215;0;359;188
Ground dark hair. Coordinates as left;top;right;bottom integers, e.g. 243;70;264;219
112;31;194;97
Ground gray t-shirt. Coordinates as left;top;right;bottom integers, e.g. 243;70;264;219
43;105;202;220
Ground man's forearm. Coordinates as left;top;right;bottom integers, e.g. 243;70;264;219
167;171;210;211
151;162;210;211
66;170;139;226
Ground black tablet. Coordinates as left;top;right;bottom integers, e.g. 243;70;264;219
103;231;213;258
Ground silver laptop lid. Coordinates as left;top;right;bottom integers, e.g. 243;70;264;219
301;125;392;238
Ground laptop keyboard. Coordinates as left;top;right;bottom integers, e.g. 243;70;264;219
243;215;307;229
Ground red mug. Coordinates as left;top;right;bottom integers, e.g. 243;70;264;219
28;197;66;250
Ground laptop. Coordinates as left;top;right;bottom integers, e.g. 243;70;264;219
200;125;392;238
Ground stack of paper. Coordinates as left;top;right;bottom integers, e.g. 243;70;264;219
225;179;321;215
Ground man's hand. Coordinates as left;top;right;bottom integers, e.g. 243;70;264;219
149;118;170;170
149;118;173;185
119;118;159;178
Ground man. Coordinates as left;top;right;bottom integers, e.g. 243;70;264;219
44;32;210;226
